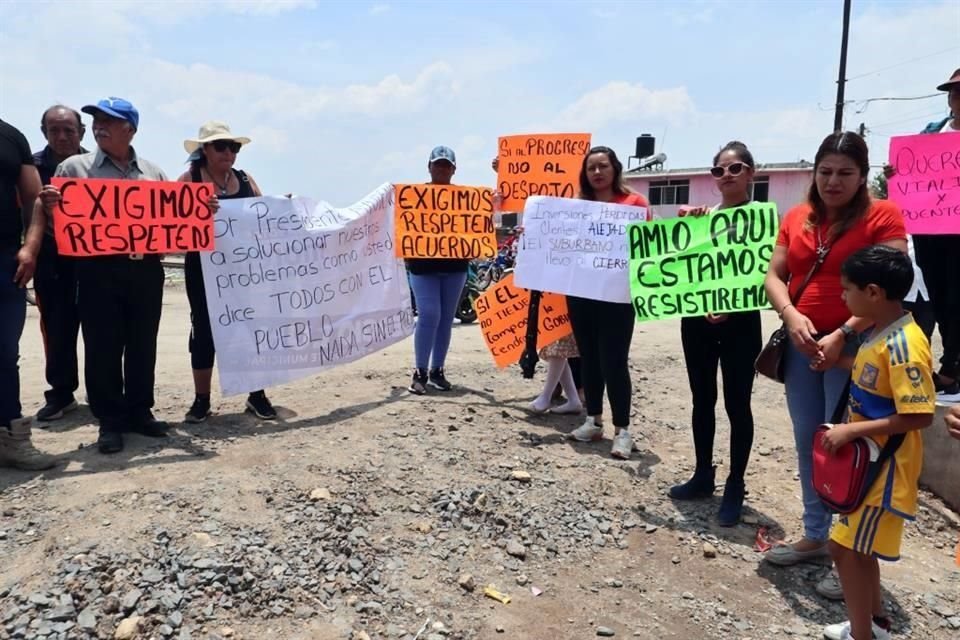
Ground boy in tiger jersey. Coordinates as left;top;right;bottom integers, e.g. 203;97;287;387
819;245;935;640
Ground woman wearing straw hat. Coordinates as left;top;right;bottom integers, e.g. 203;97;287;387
179;121;277;423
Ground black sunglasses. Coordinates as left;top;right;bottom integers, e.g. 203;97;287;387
710;162;747;178
209;140;241;153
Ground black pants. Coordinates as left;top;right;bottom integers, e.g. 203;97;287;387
0;250;25;426
680;311;761;481
185;251;216;370
33;236;80;404
566;296;634;427
77;256;164;432
914;235;960;378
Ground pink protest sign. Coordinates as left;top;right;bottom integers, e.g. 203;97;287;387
888;132;960;234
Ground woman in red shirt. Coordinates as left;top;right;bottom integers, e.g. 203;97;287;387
566;146;649;459
763;132;907;580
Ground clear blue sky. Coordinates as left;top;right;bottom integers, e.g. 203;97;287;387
1;0;957;204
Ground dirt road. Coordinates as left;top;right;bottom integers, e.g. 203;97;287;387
2;280;958;640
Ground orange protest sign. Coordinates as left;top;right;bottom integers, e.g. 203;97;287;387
51;178;215;256
496;133;591;212
475;273;573;368
393;184;496;259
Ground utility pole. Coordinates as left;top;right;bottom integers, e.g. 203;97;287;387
834;0;852;132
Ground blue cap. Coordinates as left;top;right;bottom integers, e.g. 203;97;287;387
428;145;456;167
81;97;139;131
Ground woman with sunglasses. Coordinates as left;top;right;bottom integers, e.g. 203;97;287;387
763;132;906;596
179;121;278;423
667;141;762;527
566;146;650;459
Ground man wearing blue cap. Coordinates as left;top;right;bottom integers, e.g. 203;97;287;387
38;97;171;454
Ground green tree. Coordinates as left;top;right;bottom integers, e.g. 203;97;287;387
870;172;887;199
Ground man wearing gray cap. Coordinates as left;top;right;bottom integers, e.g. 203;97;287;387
38;97;176;454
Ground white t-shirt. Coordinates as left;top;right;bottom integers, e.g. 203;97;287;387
904;235;929;303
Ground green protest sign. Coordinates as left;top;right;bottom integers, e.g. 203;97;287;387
627;203;779;322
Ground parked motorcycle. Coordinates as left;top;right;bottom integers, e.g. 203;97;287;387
455;261;482;324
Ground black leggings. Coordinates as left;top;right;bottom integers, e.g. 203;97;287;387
566;296;635;428
914;235;960;378
680;311;761;481
185;251;215;370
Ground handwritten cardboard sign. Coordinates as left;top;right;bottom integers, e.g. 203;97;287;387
514;196;649;303
628;203;778;321
51;178;214;256
888;132;960;234
393;184;496;259
475;273;572;368
496;134;591;212
201;185;414;396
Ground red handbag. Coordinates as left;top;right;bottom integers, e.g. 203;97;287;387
811;381;905;514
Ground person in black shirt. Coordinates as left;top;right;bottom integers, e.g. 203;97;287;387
0;118;57;470
406;146;467;394
32;105;88;422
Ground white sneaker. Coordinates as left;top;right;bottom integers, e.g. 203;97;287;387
568;417;603;442
550;400;583;415
823;619;891;640
936;390;960;404
611;430;633;459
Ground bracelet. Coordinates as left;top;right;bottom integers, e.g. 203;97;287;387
777;303;794;318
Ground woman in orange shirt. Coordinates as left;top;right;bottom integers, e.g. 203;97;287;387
566;146;649;460
763;132;907;588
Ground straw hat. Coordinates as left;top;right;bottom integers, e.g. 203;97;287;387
183;121;251;154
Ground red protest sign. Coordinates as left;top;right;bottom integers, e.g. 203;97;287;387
51;178;215;256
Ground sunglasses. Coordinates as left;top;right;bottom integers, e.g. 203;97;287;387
209;140;241;153
710;162;748;178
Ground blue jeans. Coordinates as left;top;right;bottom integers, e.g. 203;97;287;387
783;339;852;542
0;251;26;426
409;271;467;370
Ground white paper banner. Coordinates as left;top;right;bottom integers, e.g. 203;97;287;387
201;184;414;396
513;196;648;303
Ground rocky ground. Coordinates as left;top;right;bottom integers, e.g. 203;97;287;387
1;279;958;640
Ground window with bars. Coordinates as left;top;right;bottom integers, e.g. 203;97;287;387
750;176;770;202
648;179;690;205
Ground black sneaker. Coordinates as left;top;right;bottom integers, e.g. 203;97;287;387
97;430;124;454
36;397;79;422
128;415;170;438
246;391;277;420
428;368;452;391
184;396;211;424
937;380;960;403
408;368;428;395
717;477;746;527
668;466;716;500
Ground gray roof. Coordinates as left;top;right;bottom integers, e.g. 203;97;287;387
625;160;813;178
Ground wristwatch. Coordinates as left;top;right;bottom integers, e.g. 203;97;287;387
839;323;857;343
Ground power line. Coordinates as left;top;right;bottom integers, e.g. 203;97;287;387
846;46;960;82
852;93;942;114
869;109;946;129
